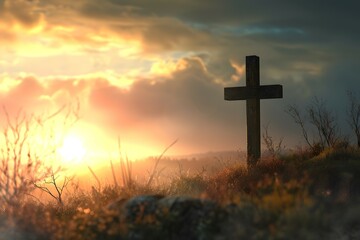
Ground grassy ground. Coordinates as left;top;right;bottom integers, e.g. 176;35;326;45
1;147;360;239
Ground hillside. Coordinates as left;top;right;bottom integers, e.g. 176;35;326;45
1;147;360;239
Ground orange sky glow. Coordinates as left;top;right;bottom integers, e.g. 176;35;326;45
0;0;241;171
1;0;359;172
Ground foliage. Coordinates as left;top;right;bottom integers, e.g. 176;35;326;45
1;146;359;239
168;170;207;197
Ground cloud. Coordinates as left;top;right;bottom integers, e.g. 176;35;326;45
1;0;360;153
89;57;218;123
0;76;47;115
37;0;219;53
0;28;16;43
87;56;247;151
0;0;45;42
0;57;243;153
2;0;358;57
83;0;358;43
0;0;44;27
1;55;355;154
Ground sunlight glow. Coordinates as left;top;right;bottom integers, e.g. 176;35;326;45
150;59;178;76
58;135;86;165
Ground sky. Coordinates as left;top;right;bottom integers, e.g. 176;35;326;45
0;0;359;163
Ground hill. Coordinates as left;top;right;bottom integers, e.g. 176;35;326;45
1;147;360;239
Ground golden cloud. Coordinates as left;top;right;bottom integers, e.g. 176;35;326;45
0;0;45;32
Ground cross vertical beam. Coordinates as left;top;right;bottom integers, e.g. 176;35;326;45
224;55;283;169
246;56;260;167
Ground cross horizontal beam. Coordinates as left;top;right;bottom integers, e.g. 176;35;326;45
224;84;283;101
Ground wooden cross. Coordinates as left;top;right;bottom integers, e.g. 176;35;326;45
224;55;283;168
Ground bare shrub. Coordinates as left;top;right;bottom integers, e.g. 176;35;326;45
307;98;340;148
286;98;342;154
286;104;313;150
0;109;52;208
0;104;79;209
34;173;74;206
347;91;360;148
262;123;285;160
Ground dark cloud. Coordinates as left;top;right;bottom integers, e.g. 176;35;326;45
0;0;46;45
37;0;360;59
95;0;358;39
0;0;44;27
88;57;247;151
90;57;221;122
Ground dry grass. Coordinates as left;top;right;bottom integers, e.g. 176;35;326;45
1;147;360;239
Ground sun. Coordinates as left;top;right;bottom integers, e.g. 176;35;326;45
58;135;86;165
